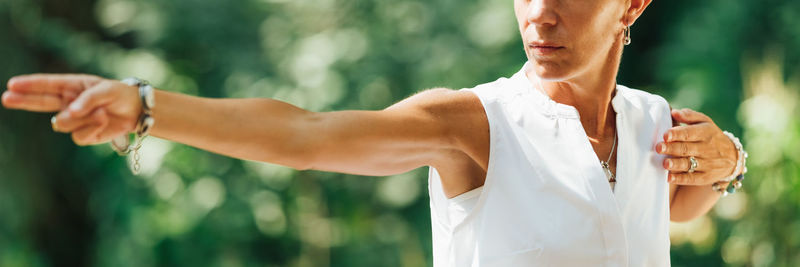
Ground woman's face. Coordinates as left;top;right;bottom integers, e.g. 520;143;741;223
514;0;628;81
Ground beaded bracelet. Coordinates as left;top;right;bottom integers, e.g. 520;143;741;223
712;174;745;197
712;131;748;196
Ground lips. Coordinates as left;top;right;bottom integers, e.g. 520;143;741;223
528;42;564;55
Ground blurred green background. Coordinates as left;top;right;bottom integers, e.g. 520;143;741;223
0;0;798;266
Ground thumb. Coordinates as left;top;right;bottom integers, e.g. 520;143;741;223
67;82;117;117
671;108;711;125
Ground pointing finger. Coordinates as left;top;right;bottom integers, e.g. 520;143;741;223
1;91;63;112
7;74;98;95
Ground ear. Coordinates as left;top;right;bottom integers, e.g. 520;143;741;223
624;0;653;26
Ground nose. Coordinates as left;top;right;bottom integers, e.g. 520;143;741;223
527;0;557;27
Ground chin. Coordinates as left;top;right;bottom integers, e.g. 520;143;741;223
527;59;572;82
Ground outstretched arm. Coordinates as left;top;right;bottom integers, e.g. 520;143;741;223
1;74;489;178
144;89;475;175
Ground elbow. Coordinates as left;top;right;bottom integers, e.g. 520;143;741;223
668;189;718;223
276;132;318;171
669;207;710;223
257;111;319;171
252;145;315;171
669;213;695;223
262;140;316;171
290;162;314;172
290;149;316;171
284;113;321;171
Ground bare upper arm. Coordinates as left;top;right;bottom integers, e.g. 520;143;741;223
301;88;489;178
385;88;490;170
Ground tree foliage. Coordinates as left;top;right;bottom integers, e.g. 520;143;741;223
0;0;797;266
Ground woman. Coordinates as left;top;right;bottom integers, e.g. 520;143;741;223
1;0;745;266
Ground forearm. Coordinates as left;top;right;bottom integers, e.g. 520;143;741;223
149;89;314;169
669;183;724;222
3;75;460;176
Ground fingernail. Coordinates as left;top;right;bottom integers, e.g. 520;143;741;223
668;175;675;183
666;133;673;141
69;102;81;111
657;143;666;153
666;159;673;169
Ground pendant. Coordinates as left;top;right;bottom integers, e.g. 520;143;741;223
601;161;616;192
608;177;616;192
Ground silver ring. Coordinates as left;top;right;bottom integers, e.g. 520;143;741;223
50;116;59;132
688;156;698;173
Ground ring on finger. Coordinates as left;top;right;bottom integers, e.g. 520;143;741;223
688;156;699;173
51;116;59;132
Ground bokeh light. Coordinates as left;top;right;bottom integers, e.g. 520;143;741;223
0;0;797;266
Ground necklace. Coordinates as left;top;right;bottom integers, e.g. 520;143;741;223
527;73;619;191
600;130;617;192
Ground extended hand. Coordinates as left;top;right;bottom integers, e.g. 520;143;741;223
656;108;738;185
2;74;141;145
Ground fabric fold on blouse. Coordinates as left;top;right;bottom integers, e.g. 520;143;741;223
428;62;673;267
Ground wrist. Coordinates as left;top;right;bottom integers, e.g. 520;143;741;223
110;77;157;175
120;77;156;136
721;131;747;181
114;79;144;134
713;131;748;197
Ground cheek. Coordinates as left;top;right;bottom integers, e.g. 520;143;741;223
565;12;621;63
513;2;527;36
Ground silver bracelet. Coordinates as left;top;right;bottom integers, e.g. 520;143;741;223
721;131;747;181
712;131;748;196
110;77;156;175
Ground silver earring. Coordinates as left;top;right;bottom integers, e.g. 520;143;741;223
623;25;631;45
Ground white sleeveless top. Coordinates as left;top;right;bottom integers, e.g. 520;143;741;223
428;64;673;267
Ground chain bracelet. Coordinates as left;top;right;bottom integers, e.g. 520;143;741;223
132;149;141;175
110;77;155;175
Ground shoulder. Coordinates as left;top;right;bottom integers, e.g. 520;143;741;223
387;67;522;116
385;88;487;138
616;85;673;131
387;87;490;161
617;85;668;106
386;88;484;116
460;76;518;102
617;85;670;116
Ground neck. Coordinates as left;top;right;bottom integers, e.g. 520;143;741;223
525;43;623;138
